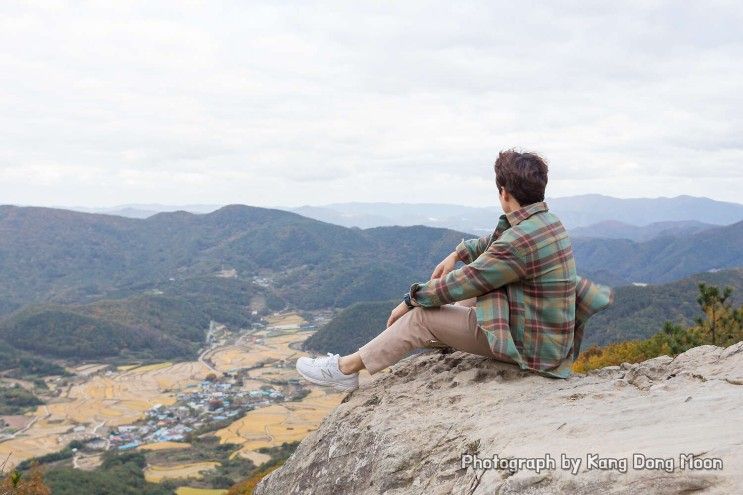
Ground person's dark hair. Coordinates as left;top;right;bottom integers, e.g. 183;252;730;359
494;149;549;205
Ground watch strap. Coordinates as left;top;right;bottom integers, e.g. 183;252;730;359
403;292;415;309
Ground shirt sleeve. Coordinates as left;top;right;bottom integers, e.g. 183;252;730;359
409;240;527;307
455;233;493;264
455;217;510;264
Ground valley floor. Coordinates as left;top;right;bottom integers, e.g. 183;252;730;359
0;311;361;491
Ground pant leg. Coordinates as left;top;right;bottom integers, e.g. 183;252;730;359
455;297;477;308
357;301;494;375
424;297;478;348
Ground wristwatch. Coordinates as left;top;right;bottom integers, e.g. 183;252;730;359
403;292;416;309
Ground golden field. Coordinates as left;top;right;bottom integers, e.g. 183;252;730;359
208;331;305;371
210;326;346;461
237;449;271;466
264;312;306;328
0;311;351;484
139;441;192;451
144;461;220;482
176;488;228;495
0;361;209;466
215;388;343;457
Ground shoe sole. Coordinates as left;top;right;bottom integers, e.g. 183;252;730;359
296;367;358;392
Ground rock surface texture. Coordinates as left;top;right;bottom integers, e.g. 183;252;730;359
256;343;743;494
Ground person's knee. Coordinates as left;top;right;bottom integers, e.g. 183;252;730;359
409;306;438;325
408;306;424;318
456;297;476;308
468;307;477;328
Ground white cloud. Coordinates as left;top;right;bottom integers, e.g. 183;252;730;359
0;0;741;208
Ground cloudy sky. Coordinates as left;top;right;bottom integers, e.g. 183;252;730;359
1;1;742;208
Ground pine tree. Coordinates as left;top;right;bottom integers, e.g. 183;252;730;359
696;283;733;345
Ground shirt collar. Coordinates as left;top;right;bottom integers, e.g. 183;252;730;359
504;201;549;226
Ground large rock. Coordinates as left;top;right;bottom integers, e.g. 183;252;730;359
256;343;743;494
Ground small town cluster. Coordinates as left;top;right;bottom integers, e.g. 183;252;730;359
108;370;305;451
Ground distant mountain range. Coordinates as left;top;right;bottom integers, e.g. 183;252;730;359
286;195;743;233
572;220;743;285
570;220;715;242
62;203;223;219
1;202;742;369
58;195;743;233
304;269;743;356
3;202;740;314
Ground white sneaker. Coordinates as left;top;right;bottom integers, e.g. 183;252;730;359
296;353;359;391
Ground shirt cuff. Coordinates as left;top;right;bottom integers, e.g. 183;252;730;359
409;281;439;307
408;283;421;306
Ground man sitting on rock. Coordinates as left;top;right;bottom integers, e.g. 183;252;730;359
296;150;614;391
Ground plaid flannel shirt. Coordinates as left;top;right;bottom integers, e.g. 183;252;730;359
408;201;614;378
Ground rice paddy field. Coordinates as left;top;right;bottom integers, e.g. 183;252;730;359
264;312;307;328
208;331;306;371
175;487;228;495
0;361;209;466
144;461;221;482
215;388;343;458
139;441;193;451
238;449;271;466
211;324;346;461
0;310;350;484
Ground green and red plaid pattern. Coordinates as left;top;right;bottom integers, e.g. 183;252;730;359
409;201;613;378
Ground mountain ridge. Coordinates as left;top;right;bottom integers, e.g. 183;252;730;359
17;195;743;232
570;219;715;241
573;220;743;285
1;203;741;311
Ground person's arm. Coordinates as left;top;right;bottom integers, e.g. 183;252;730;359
409;239;526;307
435;230;503;278
455;233;494;264
455;215;510;264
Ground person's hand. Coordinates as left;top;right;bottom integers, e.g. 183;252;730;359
431;251;459;280
387;301;410;328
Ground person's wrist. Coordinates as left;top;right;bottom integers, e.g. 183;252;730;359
403;292;416;309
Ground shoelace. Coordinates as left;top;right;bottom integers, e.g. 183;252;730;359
316;352;340;367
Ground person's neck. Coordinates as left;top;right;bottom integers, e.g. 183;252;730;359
503;200;522;214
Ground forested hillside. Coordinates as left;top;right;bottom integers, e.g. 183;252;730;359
1;297;203;361
303;300;399;355
582;269;743;346
572;221;743;285
0;275;283;364
0;204;461;314
4;204;741;314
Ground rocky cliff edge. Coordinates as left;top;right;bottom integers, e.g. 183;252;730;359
257;343;743;494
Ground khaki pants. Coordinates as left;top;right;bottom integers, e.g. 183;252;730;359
358;298;496;375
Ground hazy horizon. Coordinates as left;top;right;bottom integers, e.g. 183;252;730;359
2;193;741;212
